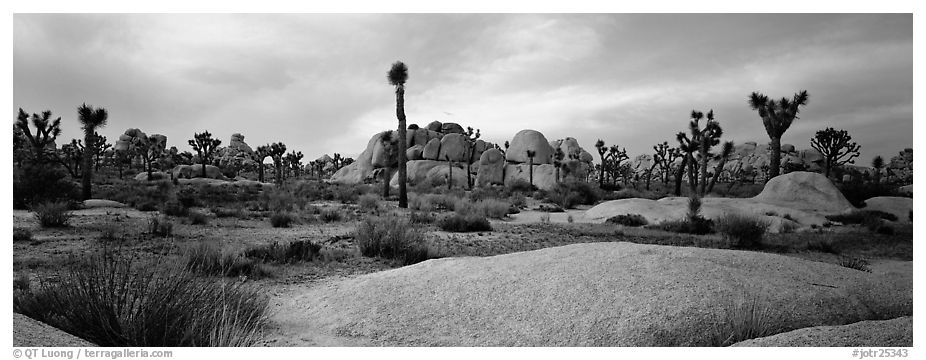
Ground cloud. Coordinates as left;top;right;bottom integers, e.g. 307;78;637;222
13;14;911;164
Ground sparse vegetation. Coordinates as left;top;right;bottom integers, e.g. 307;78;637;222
354;216;436;265
270;211;295;228
188;210;209;225
14;248;270;346
185;241;274;278
147;215;173;237
715;213;769;249
33;201;73;228
837;256;871;272
13;227;33;242
606;214;649;227
437;213;493;233
711;294;776;346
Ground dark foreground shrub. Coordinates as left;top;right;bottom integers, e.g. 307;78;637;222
648;217;714;235
160;199;189;217
188;210;209;225
437;213;493;233
354;216;436;265
270;212;295;228
13;227;33;242
33;201;73;228
545;180;599;209
243;240;321;263
185;241;274;278
14;249;270;346
714;213;769;249
606;214;648;227
13;164;79;209
409;211;436;224
837;256;871;273
320;208;343;223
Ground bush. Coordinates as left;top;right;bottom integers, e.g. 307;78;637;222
270;212;295;228
711;295;776;346
13;227;33;242
13;164;79;209
648;217;714;235
453;198;510;219
506;179;535;194
189;210;209;225
243;239;321;263
14;248;270;346
354;216;435;265
33;201;73;228
837;256;871;272
545;180;599;209
185;241;274;278
358;194;381;213
838;181;901;208
147;215;173;237
409;211;436;224
320;208;343;223
806;240;839;254
606;214;648;227
714;213;769;249
437;213;492;232
160;199;189;217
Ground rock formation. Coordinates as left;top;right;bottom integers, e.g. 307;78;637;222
506;129;553;164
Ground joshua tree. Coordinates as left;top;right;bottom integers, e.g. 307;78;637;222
188;131;222;178
504;141;510;154
285;150;304;178
88;133;111;171
606;145;629;186
255;145;272;183
653;141;681;186
57;139;84;178
15;108;62;164
388;61;409;208
77;103;108;199
137;135;168;180
706;141;735;194
268;142;287;184
693;110;723;196
594;139;607;187
463;127;481;189
871;155;885;185
526;150;536;187
748;90;810;180
553;147;565;184
675;110;723;196
810;127;861;177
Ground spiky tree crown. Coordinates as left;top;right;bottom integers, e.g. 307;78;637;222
77;103;109;131
388;61;409;87
749;90;809;138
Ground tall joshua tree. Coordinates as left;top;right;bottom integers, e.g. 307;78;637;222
188;131;222;178
553;147;565;184
388;61;409;208
748;90;809;180
77;103;108;200
464;127;481;189
606;145;629;186
595;139;607;187
255;145;272;183
810;127;861;178
526;150;536;187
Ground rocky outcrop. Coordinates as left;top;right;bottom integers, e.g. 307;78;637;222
733;316;912;347
172;164;227;180
476;149;505;186
753;171;854;213
330;131;385;184
863;197;913;223
406;145;424;161
506;129;553;164
504;163;557;190
438;133;467;162
441;122;465;134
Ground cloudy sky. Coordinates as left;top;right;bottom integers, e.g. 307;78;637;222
13;13;912;163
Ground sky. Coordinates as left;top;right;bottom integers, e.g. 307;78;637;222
13;13;913;164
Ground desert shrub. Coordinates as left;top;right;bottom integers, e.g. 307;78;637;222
147;215;173;237
14;248;270;346
13;227;33;242
33;201;73;228
259;187;296;212
606;214;648;227
437;213;493;233
508;194;527;209
320;208;343;223
270;212;295;228
714;213;769;249
806;240;839;254
175;186;200;208
477;199;511;219
711;295;776;346
468;186;504;202
212;207;244;218
185;241;274;278
826;210;897;224
567;214;574;223
410;193;458;212
539;213;551;224
778;221;799;234
243;240;321;263
837;256;871;272
13;164;79;209
358;194;381;213
136;201;159;212
354;216;435;265
98;225;122;242
538;203;565;212
601;188;662;201
188;210;209;225
648;218;714;235
409;211;436;224
320;246;359;262
837;181;901;208
506;179;535;194
549;180;599;208
160;199;189;217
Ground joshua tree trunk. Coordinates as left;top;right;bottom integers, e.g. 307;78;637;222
528;157;534;186
396;89;408;208
646;163;658;191
598;156;605;188
382;168;391;198
258;163;264;183
447;160;453;190
706;158;727;194
698;153;709;196
674;155;688;196
768;137;782;180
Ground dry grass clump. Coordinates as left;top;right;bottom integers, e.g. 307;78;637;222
354;215;437;265
33;201;73;228
147;215;173;237
270;211;295;228
711;294;777;346
714;213;770;249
